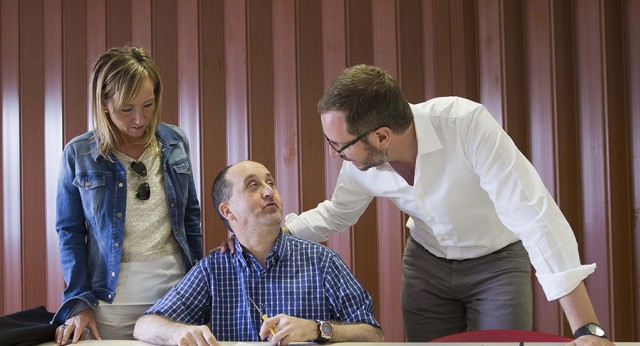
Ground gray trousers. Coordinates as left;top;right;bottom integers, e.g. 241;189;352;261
401;237;533;341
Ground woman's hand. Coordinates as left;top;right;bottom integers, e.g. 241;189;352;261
55;308;101;344
216;233;237;254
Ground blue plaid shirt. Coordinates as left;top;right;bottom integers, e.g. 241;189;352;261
146;230;379;341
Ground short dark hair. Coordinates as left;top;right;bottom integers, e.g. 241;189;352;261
211;164;234;231
318;64;413;137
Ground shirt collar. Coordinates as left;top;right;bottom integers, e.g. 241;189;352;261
410;103;443;157
233;228;287;270
371;104;443;173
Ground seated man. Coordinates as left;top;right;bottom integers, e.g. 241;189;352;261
134;160;383;346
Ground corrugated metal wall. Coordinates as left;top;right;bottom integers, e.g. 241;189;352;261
0;0;638;341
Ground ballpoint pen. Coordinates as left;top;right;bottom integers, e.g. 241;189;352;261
248;296;277;336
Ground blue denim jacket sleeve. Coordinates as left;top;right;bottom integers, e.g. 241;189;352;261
52;124;203;324
53;136;102;323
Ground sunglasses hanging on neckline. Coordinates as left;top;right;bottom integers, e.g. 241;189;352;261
130;161;150;200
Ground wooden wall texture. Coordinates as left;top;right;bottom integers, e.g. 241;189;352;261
1;0;638;341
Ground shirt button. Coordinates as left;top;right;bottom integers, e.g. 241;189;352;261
107;295;112;299
114;242;120;248
171;203;175;208
111;272;116;277
440;235;449;241
117;212;122;218
118;182;123;188
261;303;266;309
427;216;436;222
84;182;90;188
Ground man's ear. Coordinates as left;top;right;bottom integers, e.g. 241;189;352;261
373;127;392;148
219;202;235;223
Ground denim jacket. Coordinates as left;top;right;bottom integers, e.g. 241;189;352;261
52;123;203;324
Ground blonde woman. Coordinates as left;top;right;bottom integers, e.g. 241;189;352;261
52;46;202;343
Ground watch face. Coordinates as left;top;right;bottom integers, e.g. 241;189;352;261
320;322;332;336
588;324;605;337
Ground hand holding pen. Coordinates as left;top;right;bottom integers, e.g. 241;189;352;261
248;296;277;336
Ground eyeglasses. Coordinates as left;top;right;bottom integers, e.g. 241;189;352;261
130;161;150;200
324;128;375;155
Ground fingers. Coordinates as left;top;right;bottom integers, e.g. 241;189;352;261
55;323;66;345
259;317;278;340
177;325;219;346
55;310;100;345
56;323;76;345
217;235;236;254
71;324;84;344
88;324;102;340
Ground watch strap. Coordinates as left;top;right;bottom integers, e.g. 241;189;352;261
573;323;607;339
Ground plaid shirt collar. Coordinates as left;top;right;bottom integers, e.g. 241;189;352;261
232;228;288;271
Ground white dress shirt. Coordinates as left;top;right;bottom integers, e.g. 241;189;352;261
286;96;595;301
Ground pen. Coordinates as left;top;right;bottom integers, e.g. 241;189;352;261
248;296;277;336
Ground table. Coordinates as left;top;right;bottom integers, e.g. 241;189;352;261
37;342;639;346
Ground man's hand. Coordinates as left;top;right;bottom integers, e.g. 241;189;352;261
217;234;237;254
135;314;221;346
569;336;615;346
175;325;221;346
55;308;101;345
259;314;317;345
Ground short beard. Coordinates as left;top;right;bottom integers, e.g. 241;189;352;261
355;143;388;171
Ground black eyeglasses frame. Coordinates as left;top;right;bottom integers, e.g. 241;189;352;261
324;128;378;155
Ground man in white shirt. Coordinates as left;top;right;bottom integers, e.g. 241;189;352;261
282;64;612;345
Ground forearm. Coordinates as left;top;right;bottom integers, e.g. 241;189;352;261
331;323;384;342
558;281;600;332
134;314;185;345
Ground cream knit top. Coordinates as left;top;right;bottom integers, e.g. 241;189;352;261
114;148;181;262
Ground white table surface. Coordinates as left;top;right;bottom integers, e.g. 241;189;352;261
37;342;640;346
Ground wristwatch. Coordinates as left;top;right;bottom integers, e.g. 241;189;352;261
315;320;333;343
573;322;607;339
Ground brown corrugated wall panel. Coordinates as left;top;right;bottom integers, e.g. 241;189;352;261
344;0;381;324
1;0;639;341
199;0;228;251
62;0;89;143
19;0;47;309
601;0;634;339
153;1;179;127
247;0;275;170
322;0;353;267
575;0;634;341
627;0;640;339
273;0;300;223
372;0;405;341
0;0;22;311
177;0;203;245
524;0;570;336
106;0;132;48
2;0;22;314
296;0;325;216
450;0;478;100
43;0;65;312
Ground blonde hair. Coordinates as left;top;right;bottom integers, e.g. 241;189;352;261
90;46;162;158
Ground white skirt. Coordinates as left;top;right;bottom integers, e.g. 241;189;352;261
94;251;187;339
